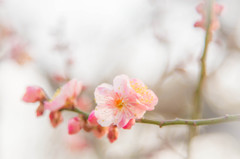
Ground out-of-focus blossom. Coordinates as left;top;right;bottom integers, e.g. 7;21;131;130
107;125;118;143
76;96;92;112
123;119;135;129
49;111;63;128
10;42;31;65
94;74;158;128
194;0;223;32
52;74;68;83
68;116;84;135
22;86;46;103
65;135;89;152
0;25;13;40
44;79;82;111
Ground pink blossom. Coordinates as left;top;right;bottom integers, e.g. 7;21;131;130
94;75;158;128
44;79;82;111
10;42;31;65
123;119;135;129
22;86;46;103
49;111;63;128
68;117;84;135
194;1;223;32
107;125;118;143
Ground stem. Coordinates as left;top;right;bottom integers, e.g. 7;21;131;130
191;0;213;140
60;108;240;128
192;0;212;121
60;107;89;119
136;114;240;127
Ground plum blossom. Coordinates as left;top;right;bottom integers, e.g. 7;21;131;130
94;75;158;128
44;79;82;111
194;0;223;32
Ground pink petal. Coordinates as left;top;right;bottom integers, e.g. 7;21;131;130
129;78;158;110
113;74;132;95
214;3;223;15
68;117;82;135
94;83;114;106
196;3;204;14
123;119;135;129
44;95;66;111
44;79;82;111
22;86;45;103
95;105;115;127
141;89;158;111
88;111;98;125
117;113;128;128
76;96;92;112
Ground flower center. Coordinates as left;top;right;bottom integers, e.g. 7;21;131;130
115;98;125;109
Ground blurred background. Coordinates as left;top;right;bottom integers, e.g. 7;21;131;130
1;0;240;158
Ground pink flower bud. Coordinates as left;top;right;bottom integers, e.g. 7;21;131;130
88;111;98;125
68;117;82;135
49;111;63;128
107;125;118;143
22;86;45;103
123;119;135;129
36;103;44;117
92;125;109;138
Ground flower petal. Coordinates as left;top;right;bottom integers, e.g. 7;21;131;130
95;105;115;127
22;86;45;103
94;83;114;106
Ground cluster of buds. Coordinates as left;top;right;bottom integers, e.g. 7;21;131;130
22;75;158;143
68;111;118;143
23;79;90;127
194;0;223;34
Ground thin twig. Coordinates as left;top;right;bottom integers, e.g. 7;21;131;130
60;108;240;128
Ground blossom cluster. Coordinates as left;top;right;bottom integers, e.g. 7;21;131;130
22;75;158;143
